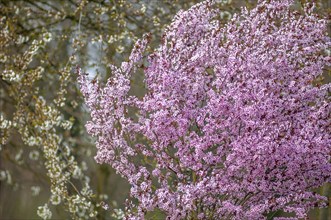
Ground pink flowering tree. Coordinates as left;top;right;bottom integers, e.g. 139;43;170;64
78;0;330;219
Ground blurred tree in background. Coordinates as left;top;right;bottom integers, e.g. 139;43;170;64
0;0;329;219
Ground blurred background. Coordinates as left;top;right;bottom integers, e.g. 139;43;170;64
0;0;330;219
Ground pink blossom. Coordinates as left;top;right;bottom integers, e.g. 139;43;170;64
78;0;330;219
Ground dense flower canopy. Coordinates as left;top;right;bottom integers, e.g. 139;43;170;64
79;0;330;219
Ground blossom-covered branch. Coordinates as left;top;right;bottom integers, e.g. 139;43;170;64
79;0;330;219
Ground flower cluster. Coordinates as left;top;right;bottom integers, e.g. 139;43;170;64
79;0;331;219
